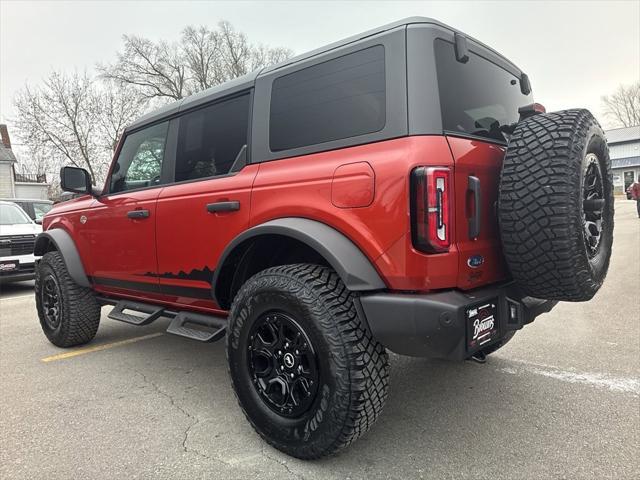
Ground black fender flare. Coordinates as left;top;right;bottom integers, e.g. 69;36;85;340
34;229;91;288
212;218;386;305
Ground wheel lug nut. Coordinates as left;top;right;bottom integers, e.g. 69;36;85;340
280;366;284;370
295;350;299;355
290;373;295;379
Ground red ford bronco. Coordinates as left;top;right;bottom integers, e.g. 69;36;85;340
34;17;614;459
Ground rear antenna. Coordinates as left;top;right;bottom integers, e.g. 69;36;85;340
454;33;469;63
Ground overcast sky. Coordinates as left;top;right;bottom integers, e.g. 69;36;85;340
1;0;639;154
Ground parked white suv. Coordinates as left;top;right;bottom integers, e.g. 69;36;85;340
0;201;41;283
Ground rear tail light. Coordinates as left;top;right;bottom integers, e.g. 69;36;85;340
410;167;451;253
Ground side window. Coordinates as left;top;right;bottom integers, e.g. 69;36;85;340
175;93;250;182
110;122;169;193
269;45;386;152
33;202;52;221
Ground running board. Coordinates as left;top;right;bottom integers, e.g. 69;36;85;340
108;300;164;326
104;298;227;342
166;311;226;343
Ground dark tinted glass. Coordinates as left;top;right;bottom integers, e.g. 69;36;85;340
110;122;168;193
176;94;250;182
269;45;386;152
434;39;532;143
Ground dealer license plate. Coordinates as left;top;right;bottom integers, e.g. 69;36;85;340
466;299;499;351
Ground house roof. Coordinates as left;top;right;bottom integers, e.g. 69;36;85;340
606;125;640;144
0;143;17;163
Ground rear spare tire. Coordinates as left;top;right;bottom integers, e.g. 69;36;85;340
498;109;613;302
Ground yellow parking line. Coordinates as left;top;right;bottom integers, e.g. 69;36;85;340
41;332;165;363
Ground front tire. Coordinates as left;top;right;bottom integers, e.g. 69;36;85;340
226;264;389;459
35;251;101;347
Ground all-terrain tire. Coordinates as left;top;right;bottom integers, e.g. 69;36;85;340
35;251;101;347
498;109;614;301
226;264;390;459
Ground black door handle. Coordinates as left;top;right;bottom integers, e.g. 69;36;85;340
127;209;150;219
206;201;240;213
467;176;481;239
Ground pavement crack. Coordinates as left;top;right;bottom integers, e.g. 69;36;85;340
261;442;306;480
135;370;230;466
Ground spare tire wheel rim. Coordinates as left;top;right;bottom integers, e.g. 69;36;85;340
247;311;319;418
582;152;606;259
42;273;62;329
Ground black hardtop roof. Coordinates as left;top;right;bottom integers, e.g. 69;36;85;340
126;16;523;133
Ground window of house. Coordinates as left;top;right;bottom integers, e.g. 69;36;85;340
269;45;386;152
110;121;169;193
175;93;250;182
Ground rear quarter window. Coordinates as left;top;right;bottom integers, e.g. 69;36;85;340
269;45;386;151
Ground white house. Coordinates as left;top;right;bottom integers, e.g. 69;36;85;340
0;124;50;200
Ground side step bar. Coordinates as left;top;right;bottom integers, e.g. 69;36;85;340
166;311;226;343
101;298;227;343
108;301;164;326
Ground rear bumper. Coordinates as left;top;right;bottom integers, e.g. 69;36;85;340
359;282;557;360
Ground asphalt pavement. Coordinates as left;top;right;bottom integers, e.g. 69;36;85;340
1;200;638;480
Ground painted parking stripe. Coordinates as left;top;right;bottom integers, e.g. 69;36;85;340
41;332;164;363
0;294;34;301
499;359;640;395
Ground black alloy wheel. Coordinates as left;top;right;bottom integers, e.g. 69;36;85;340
248;311;319;418
41;273;62;330
582;153;606;259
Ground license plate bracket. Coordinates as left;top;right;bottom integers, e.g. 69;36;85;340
466;299;499;352
0;260;19;273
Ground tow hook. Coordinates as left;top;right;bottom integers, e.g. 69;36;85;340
469;351;487;364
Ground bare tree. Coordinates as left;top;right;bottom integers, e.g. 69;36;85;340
14;72;101;183
100;21;294;100
96;80;149;153
601;81;640;128
13;71;148;186
13;21;292;191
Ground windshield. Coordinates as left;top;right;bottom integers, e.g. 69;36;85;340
0;204;33;225
434;38;533;143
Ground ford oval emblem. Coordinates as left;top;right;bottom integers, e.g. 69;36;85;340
467;255;484;268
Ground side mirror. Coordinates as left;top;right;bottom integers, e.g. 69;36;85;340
60;166;95;196
34;218;43;225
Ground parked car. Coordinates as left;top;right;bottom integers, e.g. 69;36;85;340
0;198;53;223
33;17;613;459
0;201;41;283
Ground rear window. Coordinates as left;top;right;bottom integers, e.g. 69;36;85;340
434;39;532;143
269;45;386;152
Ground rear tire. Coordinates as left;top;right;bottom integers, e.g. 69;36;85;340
226;264;389;459
35;251;101;347
499;109;614;301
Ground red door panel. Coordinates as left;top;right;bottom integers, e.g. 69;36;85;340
83;188;162;293
447;136;507;290
155;165;259;310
